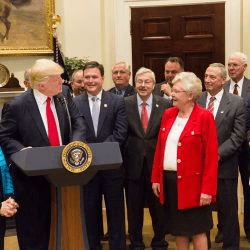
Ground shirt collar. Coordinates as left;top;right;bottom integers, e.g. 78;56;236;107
33;88;52;105
137;93;153;106
87;90;103;101
207;88;224;102
230;76;244;88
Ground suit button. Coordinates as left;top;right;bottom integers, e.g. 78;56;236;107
177;159;181;163
178;142;182;146
162;128;165;131
178;175;182;179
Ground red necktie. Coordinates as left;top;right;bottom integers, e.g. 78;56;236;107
207;96;215;114
233;84;238;96
141;102;148;132
46;97;60;146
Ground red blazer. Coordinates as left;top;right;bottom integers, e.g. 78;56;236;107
151;103;218;210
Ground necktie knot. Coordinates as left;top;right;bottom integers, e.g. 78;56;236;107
92;96;97;102
233;84;238;96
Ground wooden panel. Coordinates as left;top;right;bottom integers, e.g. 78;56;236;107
131;3;225;84
142;17;172;40
182;15;214;39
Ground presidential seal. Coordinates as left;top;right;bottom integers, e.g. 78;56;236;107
62;141;92;173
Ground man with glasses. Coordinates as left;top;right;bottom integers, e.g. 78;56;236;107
109;61;135;97
222;52;250;243
124;67;170;250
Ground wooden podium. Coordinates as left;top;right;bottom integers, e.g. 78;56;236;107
11;142;122;250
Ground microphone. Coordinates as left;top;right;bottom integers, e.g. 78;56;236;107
57;93;73;142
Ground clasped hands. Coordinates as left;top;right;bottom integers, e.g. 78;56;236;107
0;197;19;217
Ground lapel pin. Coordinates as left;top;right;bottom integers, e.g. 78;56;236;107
162;128;165;131
191;131;194;135
156;104;159;108
220;110;224;114
104;104;108;108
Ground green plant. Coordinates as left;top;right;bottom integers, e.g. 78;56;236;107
65;57;88;77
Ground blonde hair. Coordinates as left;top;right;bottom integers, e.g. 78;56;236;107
29;59;63;88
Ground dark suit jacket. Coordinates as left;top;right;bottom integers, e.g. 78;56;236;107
153;81;167;97
197;91;246;179
0;87;86;157
108;84;136;97
224;77;250;101
74;90;127;146
123;94;170;180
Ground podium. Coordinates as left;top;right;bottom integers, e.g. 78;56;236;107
11;142;122;250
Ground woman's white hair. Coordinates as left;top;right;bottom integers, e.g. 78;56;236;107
29;59;63;88
172;72;202;100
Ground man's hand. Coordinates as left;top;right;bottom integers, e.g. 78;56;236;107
160;83;172;96
152;183;160;198
0;197;19;217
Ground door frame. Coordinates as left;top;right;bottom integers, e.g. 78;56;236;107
114;0;240;78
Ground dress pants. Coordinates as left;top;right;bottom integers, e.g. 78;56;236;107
217;178;239;250
238;145;250;237
0;216;5;250
13;167;51;250
84;170;126;250
126;164;168;250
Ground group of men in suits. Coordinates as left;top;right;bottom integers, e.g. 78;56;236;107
0;52;249;250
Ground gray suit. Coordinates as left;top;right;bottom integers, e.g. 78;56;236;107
224;77;250;237
197;91;246;250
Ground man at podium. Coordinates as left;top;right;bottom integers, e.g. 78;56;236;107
74;61;127;250
0;59;86;250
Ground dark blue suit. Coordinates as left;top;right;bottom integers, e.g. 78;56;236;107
0;86;85;250
74;91;127;250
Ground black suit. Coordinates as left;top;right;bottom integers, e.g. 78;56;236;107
0;86;85;250
224;78;250;238
124;94;170;250
198;91;246;250
108;84;136;97
74;91;127;250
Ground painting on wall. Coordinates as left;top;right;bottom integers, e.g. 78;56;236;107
0;0;55;55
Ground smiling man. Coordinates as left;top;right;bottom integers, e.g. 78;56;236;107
198;63;245;250
124;67;170;250
109;61;135;97
224;52;250;243
74;61;127;250
0;59;86;250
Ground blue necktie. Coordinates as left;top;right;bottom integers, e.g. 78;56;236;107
91;96;100;136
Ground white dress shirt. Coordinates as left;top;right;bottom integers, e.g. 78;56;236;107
206;89;224;118
33;89;62;145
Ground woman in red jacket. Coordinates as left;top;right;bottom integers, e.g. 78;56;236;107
151;72;218;250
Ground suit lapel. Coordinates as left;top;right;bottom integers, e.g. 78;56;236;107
54;96;65;143
81;95;96;136
146;96;160;135
215;92;230;129
97;91;109;136
27;90;49;145
197;92;207;108
242;77;250;100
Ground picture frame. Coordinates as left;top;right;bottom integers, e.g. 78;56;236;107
0;0;55;55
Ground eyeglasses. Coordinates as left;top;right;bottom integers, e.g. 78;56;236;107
136;80;153;85
171;89;187;94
